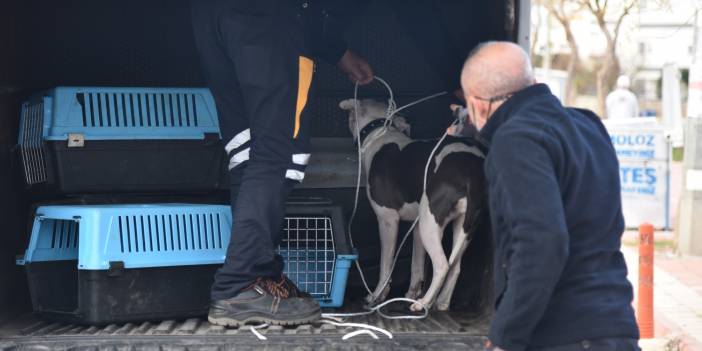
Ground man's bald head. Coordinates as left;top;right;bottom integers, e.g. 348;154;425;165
461;41;534;99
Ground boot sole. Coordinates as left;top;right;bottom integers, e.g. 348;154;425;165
208;308;321;328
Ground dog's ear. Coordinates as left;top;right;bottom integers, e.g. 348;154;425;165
339;99;357;111
392;116;411;136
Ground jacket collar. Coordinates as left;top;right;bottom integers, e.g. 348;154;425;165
479;83;553;143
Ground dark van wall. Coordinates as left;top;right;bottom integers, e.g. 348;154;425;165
12;0;508;138
0;1;26;322
17;0;205;89
0;93;27;323
0;0;509;320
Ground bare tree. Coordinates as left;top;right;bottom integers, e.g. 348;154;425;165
531;0;543;58
578;0;637;115
543;0;583;105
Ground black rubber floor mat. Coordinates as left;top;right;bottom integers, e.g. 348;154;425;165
0;312;489;350
1;335;486;350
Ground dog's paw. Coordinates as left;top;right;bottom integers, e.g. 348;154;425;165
365;293;378;306
368;286;390;304
410;301;427;312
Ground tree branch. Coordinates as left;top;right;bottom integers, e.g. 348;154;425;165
594;0;603;14
581;0;597;15
612;0;636;47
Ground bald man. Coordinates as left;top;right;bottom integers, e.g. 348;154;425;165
460;42;639;351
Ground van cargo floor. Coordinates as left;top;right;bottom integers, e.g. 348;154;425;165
0;310;489;350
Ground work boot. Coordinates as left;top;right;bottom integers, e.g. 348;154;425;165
280;274;311;298
208;275;321;327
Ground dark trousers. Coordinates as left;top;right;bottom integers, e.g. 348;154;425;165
527;338;640;351
190;0;314;300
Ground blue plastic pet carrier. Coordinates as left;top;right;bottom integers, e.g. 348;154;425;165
17;87;225;193
18;203;356;324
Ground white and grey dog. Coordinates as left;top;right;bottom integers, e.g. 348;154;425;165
340;98;487;311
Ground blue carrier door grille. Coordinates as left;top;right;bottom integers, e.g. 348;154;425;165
279;216;336;298
23;218;80;262
76;92;201;128
50;219;79;250
117;213;225;254
19;99;48;184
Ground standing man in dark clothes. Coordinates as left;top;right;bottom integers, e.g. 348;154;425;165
190;0;373;327
460;42;640;351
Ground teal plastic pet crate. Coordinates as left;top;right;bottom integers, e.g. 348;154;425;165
18;204;357;324
17;87;224;193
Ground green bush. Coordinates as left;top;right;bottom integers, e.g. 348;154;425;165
673;147;684;162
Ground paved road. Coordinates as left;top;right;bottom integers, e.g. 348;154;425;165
623;247;702;351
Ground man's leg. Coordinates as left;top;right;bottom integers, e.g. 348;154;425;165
211;0;313;299
191;0;319;326
190;0;249;210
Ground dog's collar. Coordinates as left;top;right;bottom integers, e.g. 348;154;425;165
356;118;388;146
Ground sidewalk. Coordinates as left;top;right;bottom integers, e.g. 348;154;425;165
621;239;702;351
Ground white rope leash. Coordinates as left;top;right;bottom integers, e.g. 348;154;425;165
322;296;429;320
347;82;376;297
250;323;269;341
342;329;379;340
322;319;394;339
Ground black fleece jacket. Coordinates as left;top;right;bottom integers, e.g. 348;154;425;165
480;84;639;350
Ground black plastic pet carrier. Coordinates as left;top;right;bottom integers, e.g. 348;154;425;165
17;87;225;194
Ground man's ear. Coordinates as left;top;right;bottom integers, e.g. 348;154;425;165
392;116;411;136
470;96;489;115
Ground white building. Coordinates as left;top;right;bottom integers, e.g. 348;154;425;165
531;0;698;106
626;0;697;101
